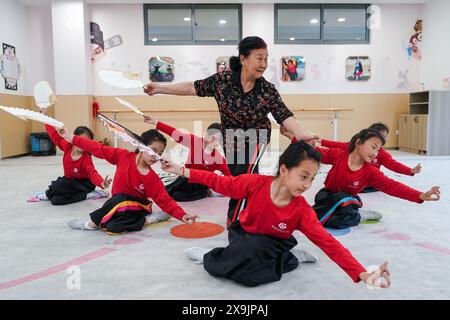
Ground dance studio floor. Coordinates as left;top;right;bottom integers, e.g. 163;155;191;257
0;150;449;299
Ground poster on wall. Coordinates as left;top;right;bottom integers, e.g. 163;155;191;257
0;43;21;91
346;56;371;81
281;56;305;81
216;56;231;73
90;22;123;63
148;57;174;82
404;19;422;61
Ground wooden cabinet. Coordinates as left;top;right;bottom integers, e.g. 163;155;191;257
399;91;450;155
398;114;411;149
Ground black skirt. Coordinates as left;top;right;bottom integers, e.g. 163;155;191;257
312;188;363;229
45;176;96;205
89;193;152;234
203;221;299;287
165;176;209;202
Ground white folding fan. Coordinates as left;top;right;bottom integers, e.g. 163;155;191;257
115;97;144;116
97;113;161;160
0;106;64;128
99;69;145;89
34;81;58;110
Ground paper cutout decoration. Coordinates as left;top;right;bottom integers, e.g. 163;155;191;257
0;43;21;91
149;56;174;82
281;56;305;81
115;97;144;116
346;56;371;81
34;81;58;110
99;69;144;89
97;113;161;160
0;106;64;128
90;22;123;63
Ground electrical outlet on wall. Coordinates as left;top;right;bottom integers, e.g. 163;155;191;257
396;130;399;135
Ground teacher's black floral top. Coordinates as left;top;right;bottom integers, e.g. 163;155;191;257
194;70;294;147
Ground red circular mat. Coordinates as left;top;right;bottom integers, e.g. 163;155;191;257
170;222;224;239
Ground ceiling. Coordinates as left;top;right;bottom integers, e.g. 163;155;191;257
18;0;432;6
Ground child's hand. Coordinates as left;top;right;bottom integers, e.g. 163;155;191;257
411;163;422;175
58;127;74;143
100;175;112;189
359;261;391;289
143;115;158;126
182;214;199;225
419;186;440;201
160;159;182;175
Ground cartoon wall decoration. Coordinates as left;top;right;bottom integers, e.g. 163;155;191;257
90;22;123;63
281;56;305;81
406;19;422;61
0;43;21;91
149;56;174;82
346;56;371;81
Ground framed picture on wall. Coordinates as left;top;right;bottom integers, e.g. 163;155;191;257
281;56;305;81
346;56;371;81
148;56;174;82
216;56;231;73
0;43;21;91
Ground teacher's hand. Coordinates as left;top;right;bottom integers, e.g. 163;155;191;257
143;82;161;96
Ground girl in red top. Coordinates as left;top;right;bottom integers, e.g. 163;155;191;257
160;141;391;288
318;123;421;194
144;114;230;201
41;123;111;206
58;128;198;234
312;129;439;229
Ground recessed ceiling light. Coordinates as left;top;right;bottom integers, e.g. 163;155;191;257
289;37;295;41
220;38;226;42
310;18;319;24
219;20;227;24
184;17;191;21
151;37;158;42
338;18;346;22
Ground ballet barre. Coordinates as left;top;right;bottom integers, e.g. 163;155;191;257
99;107;353;147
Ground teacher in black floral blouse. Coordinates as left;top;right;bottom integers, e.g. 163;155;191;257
144;36;314;224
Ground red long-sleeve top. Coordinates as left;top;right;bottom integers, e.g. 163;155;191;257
72;135;186;221
321;139;414;176
188;169;367;282
156;121;231;176
316;147;423;203
45;125;103;187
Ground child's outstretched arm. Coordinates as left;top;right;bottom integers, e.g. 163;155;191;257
369;167;440;203
150;176;199;225
58;127;123;165
145;115;198;150
320;138;348;150
299;207;391;287
378;149;420;176
45;124;71;152
160;158;257;200
84;157;112;189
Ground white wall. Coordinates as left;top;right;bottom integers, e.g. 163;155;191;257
0;0;30;96
51;1;92;95
89;3;424;96
26;5;55;94
421;0;450;91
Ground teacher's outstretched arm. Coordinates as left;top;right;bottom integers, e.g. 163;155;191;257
143;81;196;96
